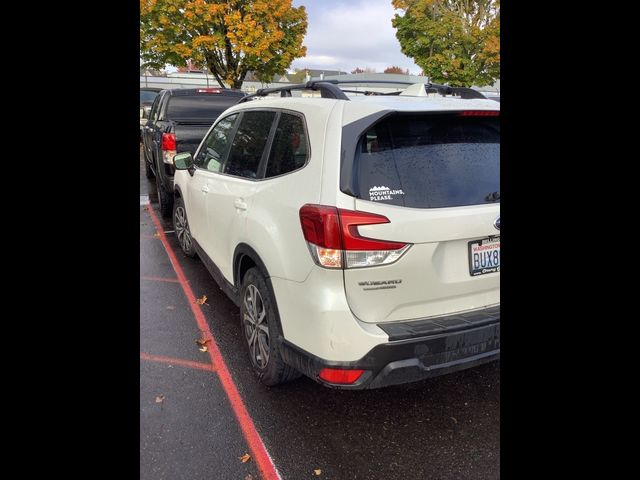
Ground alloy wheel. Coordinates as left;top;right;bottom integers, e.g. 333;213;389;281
174;206;192;253
243;284;269;369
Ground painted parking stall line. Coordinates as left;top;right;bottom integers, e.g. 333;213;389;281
140;352;216;372
147;205;282;480
140;276;180;283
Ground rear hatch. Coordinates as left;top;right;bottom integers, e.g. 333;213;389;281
342;111;500;323
167;89;245;156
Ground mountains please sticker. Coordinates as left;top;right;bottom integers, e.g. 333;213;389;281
369;185;405;202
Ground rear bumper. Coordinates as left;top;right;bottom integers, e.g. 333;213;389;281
279;307;500;389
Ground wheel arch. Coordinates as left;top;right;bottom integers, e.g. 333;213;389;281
234;243;288;347
233;243;271;289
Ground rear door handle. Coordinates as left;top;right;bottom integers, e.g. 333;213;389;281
234;199;247;211
201;185;209;194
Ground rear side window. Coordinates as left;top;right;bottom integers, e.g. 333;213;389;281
167;95;237;122
224;111;276;179
265;113;308;178
354;113;499;208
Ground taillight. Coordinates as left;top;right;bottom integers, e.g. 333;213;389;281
318;368;365;385
459;110;499;116
299;204;410;269
161;133;176;151
161;133;177;164
196;88;221;93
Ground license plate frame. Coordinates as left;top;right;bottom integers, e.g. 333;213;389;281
468;236;500;276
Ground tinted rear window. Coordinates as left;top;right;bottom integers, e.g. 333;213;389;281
166;95;238;121
354;113;499;208
265;113;308;178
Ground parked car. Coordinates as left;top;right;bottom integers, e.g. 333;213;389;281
140;88;162;141
141;87;245;216
170;81;500;389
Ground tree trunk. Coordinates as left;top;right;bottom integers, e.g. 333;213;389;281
232;71;248;90
206;60;227;89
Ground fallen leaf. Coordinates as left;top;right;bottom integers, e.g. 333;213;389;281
314;469;322;476
196;336;211;352
450;417;458;424
155;395;165;403
167;305;175;310
240;453;251;463
244;475;255;480
153;232;160;238
195;295;208;305
143;206;149;212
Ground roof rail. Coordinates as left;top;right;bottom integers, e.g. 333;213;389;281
237;79;489;103
238;81;350;103
317;80;487;99
422;83;487;99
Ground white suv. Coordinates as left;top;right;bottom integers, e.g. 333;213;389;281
171;81;500;389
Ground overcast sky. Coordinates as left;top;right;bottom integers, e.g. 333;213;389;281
158;1;421;74
290;0;421;74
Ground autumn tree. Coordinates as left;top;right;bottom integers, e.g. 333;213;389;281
140;0;308;89
392;0;500;86
177;59;205;72
384;65;409;74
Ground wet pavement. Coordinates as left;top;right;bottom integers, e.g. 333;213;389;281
140;146;500;479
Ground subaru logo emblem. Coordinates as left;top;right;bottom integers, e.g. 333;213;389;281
494;217;500;230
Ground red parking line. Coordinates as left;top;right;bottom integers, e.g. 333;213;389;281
140;352;216;372
147;206;281;480
141;276;180;283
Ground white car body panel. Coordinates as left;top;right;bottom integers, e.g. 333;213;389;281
173;89;500;381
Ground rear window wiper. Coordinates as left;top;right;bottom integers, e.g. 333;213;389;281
485;191;500;202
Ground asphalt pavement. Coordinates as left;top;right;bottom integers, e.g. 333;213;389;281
140;146;500;479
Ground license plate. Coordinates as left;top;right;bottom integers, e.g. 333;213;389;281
468;236;500;276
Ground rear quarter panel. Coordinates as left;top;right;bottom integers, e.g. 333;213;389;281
236;101;339;283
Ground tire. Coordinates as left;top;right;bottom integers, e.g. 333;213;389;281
240;267;301;386
156;171;173;218
173;197;196;257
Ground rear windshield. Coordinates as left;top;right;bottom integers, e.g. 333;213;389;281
166;95;238;121
354;113;499;208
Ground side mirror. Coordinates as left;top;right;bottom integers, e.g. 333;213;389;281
173;152;194;170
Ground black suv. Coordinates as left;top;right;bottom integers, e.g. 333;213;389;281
142;88;245;216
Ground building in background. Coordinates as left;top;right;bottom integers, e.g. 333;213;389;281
140;70;499;94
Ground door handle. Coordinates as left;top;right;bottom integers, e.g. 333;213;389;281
201;185;209;194
234;199;247;211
